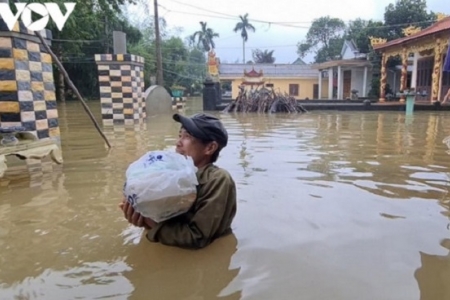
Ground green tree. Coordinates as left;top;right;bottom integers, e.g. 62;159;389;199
127;27;155;88
190;21;219;52
160;37;188;88
252;49;276;63
345;19;386;54
233;13;256;64
14;0;139;101
297;16;346;63
178;48;206;95
384;0;436;39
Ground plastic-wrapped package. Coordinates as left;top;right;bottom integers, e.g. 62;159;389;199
123;151;198;222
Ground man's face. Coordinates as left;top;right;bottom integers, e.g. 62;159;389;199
175;128;218;167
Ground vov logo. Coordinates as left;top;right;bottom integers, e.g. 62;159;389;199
0;2;76;31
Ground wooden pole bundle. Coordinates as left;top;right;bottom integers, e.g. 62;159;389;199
222;86;308;113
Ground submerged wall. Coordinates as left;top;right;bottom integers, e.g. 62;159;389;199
94;54;146;126
0;20;60;143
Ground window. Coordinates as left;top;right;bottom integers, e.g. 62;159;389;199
289;84;299;96
266;83;274;88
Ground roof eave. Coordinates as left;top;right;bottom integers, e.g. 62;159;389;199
373;18;450;51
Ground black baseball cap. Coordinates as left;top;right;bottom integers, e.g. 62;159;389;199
173;113;228;148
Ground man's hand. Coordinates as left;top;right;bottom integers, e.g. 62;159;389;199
119;198;158;229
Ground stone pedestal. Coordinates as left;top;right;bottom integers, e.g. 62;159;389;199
94;54;146;126
144;85;172;116
0;20;60;142
203;79;218;111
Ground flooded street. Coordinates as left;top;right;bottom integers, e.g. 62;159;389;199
1;98;450;300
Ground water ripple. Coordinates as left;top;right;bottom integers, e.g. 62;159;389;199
1;102;450;299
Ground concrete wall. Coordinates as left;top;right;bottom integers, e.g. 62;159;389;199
0;22;60;142
95;54;146;126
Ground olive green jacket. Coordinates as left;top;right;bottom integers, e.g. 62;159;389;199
146;164;237;249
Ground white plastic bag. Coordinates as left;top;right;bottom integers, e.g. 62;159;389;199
123;150;199;222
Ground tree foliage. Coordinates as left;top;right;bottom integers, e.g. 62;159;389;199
190;21;219;52
233;13;256;63
233;13;256;42
252;49;276;64
384;0;436;39
344;19;386;54
297;16;346;63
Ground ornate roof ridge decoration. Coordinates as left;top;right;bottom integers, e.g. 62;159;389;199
244;67;264;77
402;25;422;37
436;13;448;22
369;36;387;47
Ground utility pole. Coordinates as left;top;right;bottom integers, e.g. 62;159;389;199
154;0;164;86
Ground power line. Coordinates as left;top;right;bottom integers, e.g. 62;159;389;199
163;0;440;26
163;0;303;27
159;6;306;29
160;0;440;30
163;8;438;30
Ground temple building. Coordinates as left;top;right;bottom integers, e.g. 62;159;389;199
219;64;326;100
372;14;450;102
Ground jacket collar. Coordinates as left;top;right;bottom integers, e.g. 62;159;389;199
196;163;214;185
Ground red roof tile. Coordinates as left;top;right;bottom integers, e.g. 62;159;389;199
244;68;264;77
374;16;450;50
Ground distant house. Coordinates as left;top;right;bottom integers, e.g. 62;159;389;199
292;57;307;65
341;40;365;60
219;63;328;100
310;39;372;99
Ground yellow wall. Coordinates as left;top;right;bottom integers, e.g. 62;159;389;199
226;78;330;99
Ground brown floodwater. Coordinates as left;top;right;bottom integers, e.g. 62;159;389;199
1;98;450;300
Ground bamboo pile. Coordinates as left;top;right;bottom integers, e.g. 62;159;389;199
222;86;307;113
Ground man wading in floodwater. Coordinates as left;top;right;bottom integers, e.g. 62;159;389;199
120;113;237;249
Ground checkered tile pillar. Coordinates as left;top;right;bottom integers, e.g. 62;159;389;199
0;21;59;142
94;54;146;126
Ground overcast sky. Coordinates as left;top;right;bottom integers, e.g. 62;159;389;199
131;0;449;64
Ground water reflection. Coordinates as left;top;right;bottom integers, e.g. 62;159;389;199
122;232;240;300
414;239;450;300
444;135;450;155
0;260;133;300
1;100;450;299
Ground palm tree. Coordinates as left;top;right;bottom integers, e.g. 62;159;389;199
252;49;276;63
233;13;256;64
190;21;219;53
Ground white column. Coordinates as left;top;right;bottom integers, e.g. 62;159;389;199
362;66;368;97
411;52;419;89
337;66;342;99
328;68;333;99
318;70;322;99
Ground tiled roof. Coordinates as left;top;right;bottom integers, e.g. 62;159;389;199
374;16;450;50
292;57;307;65
219;63;319;78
